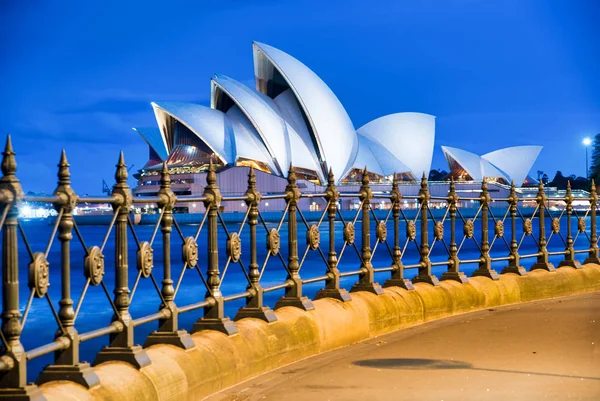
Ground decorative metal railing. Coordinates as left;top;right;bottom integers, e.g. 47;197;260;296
0;135;598;398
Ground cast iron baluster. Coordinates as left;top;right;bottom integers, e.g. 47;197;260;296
441;178;468;283
37;150;100;387
145;162;194;348
584;180;600;264
0;137;45;399
558;181;581;269
473;180;500;279
275;165;315;310
192;161;238;334
95;152;150;367
384;173;414;289
413;174;440;285
316;168;352;300
501;181;526;275
236;167;278;321
531;180;555;271
351;167;384;294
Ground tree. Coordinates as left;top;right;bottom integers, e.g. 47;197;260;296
428;169;448;181
589;133;600;185
549;171;567;188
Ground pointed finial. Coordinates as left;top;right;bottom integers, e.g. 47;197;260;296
248;165;256;188
567;180;571;191
206;158;216;186
57;149;71;185
420;172;427;189
482;178;488;191
511;180;515;190
591;178;596;192
160;161;171;188
115;151;128;185
392;172;398;188
287;164;296;184
1;135;17;179
450;176;455;192
362;166;369;186
539;178;544;190
328;166;334;186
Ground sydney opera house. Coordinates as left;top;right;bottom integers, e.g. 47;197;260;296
132;42;542;213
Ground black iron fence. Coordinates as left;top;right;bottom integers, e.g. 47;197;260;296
0;135;598;398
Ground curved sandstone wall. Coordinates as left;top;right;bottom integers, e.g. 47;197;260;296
40;265;600;400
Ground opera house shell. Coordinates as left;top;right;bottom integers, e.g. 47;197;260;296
133;42;542;211
442;146;543;187
135;42;436;188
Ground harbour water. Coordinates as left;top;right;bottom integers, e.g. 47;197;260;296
2;215;592;380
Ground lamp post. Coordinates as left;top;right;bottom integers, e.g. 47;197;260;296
583;137;592;182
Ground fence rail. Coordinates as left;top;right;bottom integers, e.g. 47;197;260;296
0;135;598;398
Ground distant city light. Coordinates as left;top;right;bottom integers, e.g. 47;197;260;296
583;137;592;146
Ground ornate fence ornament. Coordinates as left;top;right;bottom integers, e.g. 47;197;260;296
29;252;50;298
494;220;504;238
227;233;242;262
343;222;355;244
136;241;154;277
463;220;474;238
406;220;416;240
578;217;586;233
84;246;105;286
306;224;320;250
182;236;199;268
1;134;599;397
434;221;444;241
376;221;388;243
266;228;280;255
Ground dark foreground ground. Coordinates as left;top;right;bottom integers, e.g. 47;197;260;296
206;292;600;401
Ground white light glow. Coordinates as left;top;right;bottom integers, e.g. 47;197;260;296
583;137;592;146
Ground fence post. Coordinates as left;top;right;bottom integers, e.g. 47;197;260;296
531;181;556;271
145;162;194;348
235;167;278;321
37;150;100;387
501;181;527;275
473;180;500;279
316;168;352;301
384;173;414;289
441;178;468;283
558;181;581;268
0;137;45;399
95;152;150;367
275;165;315;310
192;161;238;334
413;174;440;286
351;168;384;295
584;180;600;265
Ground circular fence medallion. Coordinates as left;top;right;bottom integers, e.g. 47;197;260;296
227;233;242;262
29;252;49;298
84;246;104;286
137;241;153;278
551;218;560;234
406;221;416;241
306;224;320;250
494;220;504;238
182;236;199;268
578;217;586;233
343;223;355;245
267;228;280;255
376;221;388;243
524;219;533;236
463;220;474;239
434;221;444;241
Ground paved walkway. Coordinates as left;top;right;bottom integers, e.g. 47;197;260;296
206;292;600;401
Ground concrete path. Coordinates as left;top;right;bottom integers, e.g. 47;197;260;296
206;292;600;401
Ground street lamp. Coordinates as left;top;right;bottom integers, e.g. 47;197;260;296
583;137;592;181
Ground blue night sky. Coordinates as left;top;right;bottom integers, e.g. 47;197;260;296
1;0;599;194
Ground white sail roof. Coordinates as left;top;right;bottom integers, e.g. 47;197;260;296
253;42;358;182
358;113;435;180
482;146;543;187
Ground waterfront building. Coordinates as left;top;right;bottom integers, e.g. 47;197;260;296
132;42;544;213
